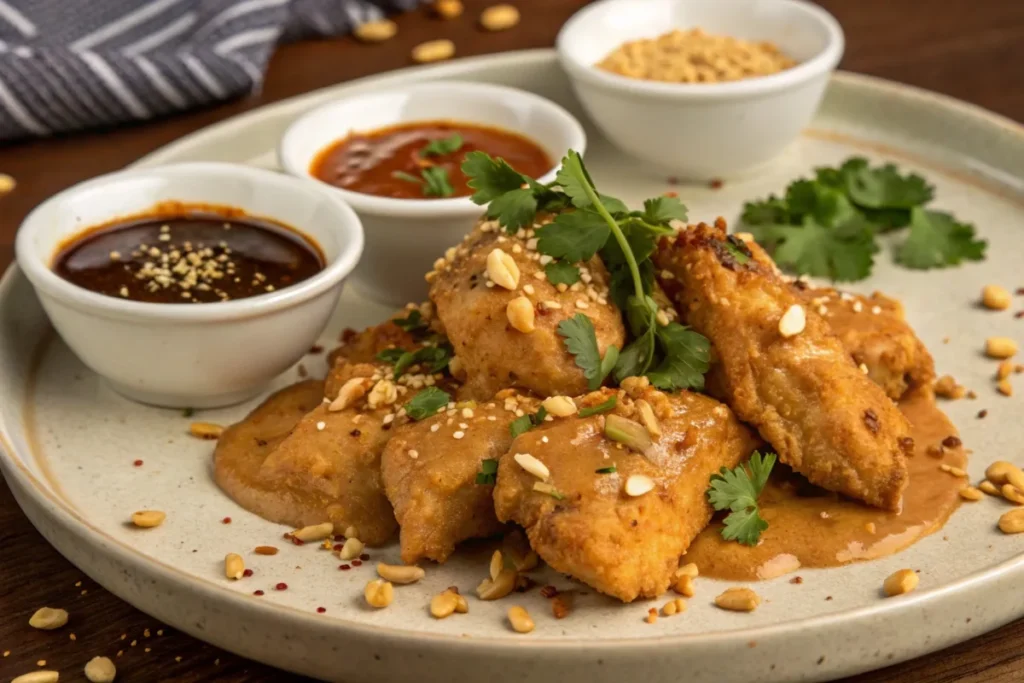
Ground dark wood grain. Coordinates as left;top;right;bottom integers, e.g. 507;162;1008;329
1;1;1022;681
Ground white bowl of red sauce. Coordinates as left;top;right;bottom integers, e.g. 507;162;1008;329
15;162;364;409
278;81;587;305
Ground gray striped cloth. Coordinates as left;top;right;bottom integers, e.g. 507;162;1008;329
0;0;420;141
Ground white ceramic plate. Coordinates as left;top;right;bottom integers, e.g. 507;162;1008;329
3;50;1023;683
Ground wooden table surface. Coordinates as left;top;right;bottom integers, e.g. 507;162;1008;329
1;1;1022;681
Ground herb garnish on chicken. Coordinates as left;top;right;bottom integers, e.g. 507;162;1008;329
462;149;710;391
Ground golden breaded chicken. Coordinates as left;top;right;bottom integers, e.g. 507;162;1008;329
381;390;540;564
429;216;625;399
801;287;935;400
654;222;912;510
251;361;416;545
493;384;757;602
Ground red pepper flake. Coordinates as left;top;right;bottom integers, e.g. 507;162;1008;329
333;544;343;551
351;560;363;567
253;590;264;596
333;534;346;541
290;537;305;546
133;459;143;467
540;585;558;599
709;178;724;190
308;344;324;354
667;176;678;186
222;517;232;524
1016;288;1024;295
275;582;288;591
663;190;678;198
316;607;326;614
242;569;253;578
978;409;988;419
1015;311;1024;319
790;576;803;584
339;564;351;571
359;553;370;561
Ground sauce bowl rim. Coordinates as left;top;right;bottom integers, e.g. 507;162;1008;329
15;161;365;323
276;80;588;218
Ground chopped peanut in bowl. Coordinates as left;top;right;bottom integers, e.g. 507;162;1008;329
596;28;796;84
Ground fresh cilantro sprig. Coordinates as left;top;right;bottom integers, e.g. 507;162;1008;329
741;157;985;281
392;309;428;334
707;451;777;546
392;166;455;198
420;133;463;158
510;406;548;439
463;150;710;392
404;387;450;420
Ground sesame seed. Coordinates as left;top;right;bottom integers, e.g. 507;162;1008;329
430;423;440;432
408;449;419;459
316;421;326;431
453;431;465;440
852;301;863;313
871;305;882;314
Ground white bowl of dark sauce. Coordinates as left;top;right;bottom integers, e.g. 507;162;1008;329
278;81;586;306
15;162;364;408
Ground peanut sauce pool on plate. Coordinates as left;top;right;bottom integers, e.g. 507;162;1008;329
53;206;324;304
311;120;552;200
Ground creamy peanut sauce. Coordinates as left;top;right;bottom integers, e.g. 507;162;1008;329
684;388;965;580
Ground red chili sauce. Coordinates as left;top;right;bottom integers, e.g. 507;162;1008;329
53;204;323;304
310;120;552;199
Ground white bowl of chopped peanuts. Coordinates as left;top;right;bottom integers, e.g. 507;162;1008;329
557;0;844;180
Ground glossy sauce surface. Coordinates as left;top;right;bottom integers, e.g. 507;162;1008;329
54;209;323;304
311;120;552;199
685;388;966;580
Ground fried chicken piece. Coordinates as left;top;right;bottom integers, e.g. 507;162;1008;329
381;390;540;564
800;287;935;399
654;222;912;510
429;216;625;400
251;361;414;546
493;384;757;602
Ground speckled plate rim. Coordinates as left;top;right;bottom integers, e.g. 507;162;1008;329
2;49;1023;682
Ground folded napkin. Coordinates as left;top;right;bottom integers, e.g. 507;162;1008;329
0;0;419;141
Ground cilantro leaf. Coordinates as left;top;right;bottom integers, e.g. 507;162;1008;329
509;406;548;439
422;166;454;197
842;160;934;209
707;451;777;546
392;170;423;185
614;323;656;382
485;187;537;231
462;151;529;204
544;260;581;285
598;193;630;215
750;214;878;282
555;150;594;209
536;210;609;263
646;323;711;391
476;458;499;485
741;195;791;226
404;387;450;420
895;208;987;269
578;395;617;417
641;196;688;224
558;314;612;391
420;133;463;158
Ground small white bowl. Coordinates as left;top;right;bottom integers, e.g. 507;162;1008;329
278;81;586;305
557;0;844;180
15;162;363;409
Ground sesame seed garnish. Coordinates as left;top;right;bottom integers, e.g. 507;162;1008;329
453;431;465;440
316;421;326;431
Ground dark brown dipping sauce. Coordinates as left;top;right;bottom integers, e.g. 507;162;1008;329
311;120;552;199
53;208;323;304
